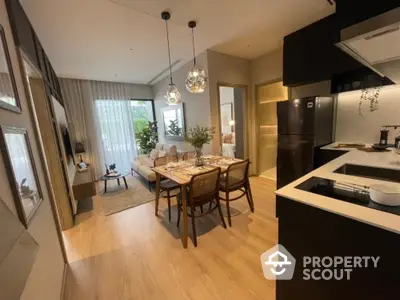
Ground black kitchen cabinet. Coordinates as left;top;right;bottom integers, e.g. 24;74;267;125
331;68;394;94
336;0;400;28
313;148;348;169
276;196;400;300
283;14;361;87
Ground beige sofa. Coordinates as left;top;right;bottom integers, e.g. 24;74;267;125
131;143;177;190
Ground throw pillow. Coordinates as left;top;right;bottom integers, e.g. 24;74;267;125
150;149;159;160
158;150;167;158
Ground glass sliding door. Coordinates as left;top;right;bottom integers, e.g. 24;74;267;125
95;100;138;174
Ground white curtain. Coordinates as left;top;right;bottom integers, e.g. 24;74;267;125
60;79;138;178
94;100;137;174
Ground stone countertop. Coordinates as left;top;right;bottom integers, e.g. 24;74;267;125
276;145;400;234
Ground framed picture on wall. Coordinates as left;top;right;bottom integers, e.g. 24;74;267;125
0;126;43;227
0;25;21;113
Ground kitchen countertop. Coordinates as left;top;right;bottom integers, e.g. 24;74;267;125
276;143;400;234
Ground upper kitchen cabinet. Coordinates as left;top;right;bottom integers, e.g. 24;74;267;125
283;14;361;87
336;0;400;28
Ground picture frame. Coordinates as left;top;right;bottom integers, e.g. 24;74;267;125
161;103;186;141
0;126;43;227
0;25;21;113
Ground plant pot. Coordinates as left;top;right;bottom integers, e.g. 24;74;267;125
195;147;204;166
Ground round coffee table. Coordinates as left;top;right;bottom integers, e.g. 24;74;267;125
100;172;129;193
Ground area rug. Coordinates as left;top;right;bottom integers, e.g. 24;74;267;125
100;175;155;216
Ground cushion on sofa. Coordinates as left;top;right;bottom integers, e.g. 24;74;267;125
155;143;163;150
163;144;177;156
150;149;159;160
138;165;156;182
158;150;167;157
142;157;155;168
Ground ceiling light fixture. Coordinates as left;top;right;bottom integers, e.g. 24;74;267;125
162;11;182;105
185;21;207;93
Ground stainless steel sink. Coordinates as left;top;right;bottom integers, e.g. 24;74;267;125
334;164;400;183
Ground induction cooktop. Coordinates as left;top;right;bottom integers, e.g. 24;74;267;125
295;177;400;216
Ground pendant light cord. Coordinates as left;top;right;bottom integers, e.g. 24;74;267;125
165;20;173;85
191;27;196;65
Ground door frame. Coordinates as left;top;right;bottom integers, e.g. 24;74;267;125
255;78;286;176
216;82;249;159
17;49;69;263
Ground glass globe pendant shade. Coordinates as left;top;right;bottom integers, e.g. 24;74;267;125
185;64;207;93
165;83;182;105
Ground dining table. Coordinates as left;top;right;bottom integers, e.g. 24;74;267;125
152;155;245;248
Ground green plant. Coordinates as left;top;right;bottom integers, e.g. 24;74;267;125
184;125;215;149
136;121;159;154
167;119;183;136
133;118;149;139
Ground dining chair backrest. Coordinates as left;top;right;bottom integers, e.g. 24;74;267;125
189;168;221;204
154;156;168;167
226;160;249;189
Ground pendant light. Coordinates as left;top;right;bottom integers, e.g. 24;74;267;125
161;11;181;105
185;21;207;93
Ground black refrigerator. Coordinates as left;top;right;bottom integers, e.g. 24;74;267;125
277;96;334;189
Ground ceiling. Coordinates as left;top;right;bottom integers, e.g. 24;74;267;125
19;0;335;84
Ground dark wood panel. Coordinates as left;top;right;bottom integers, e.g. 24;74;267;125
283;14;361;87
277;197;400;300
336;0;400;28
5;0;38;69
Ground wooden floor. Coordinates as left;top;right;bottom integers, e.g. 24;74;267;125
63;175;278;300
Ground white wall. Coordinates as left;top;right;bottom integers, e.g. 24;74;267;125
219;86;234;105
207;50;251;155
335;85;400;144
152;51;212;153
0;1;65;300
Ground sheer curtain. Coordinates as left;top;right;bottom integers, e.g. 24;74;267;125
94;100;137;174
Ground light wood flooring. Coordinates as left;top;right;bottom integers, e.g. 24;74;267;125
63;175;278;300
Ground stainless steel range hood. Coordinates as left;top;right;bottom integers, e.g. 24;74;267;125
337;7;400;84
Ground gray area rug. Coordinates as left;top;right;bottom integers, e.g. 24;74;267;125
100;176;155;216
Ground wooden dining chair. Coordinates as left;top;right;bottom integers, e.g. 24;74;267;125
154;156;180;222
176;167;226;247
219;159;254;226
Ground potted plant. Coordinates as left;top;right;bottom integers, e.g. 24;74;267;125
185;125;215;166
136;121;159;154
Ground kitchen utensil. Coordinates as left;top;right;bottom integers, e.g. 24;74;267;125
372;143;390;151
395;136;400;149
335;143;365;148
379;129;389;145
358;147;390;153
369;184;400;206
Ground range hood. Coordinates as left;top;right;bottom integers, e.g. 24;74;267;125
337;7;400;84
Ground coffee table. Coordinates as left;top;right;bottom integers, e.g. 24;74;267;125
100;172;129;193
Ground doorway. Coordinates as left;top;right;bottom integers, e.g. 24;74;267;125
256;80;288;180
218;85;246;159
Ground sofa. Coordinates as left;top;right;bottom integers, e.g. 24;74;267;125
131;143;177;190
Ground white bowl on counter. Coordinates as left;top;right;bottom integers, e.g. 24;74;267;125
369;184;400;207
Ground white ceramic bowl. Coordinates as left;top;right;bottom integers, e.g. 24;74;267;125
369;184;400;206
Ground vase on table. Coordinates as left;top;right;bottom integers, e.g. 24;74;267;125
195;147;204;166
